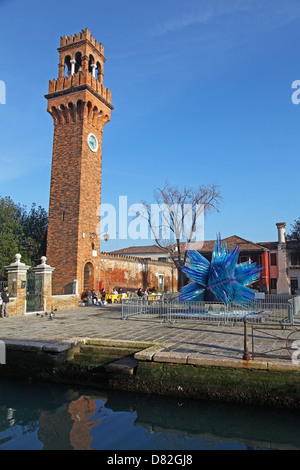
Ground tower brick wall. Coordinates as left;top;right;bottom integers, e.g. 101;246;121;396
45;29;113;295
45;29;177;298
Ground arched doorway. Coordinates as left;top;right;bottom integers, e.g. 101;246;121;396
83;262;94;292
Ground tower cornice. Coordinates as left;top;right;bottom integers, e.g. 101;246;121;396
58;39;106;62
45;83;114;110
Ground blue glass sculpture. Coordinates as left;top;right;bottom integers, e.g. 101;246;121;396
178;235;263;304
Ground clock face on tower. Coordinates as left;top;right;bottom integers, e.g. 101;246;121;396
87;133;98;152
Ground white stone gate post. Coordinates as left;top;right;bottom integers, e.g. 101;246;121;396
5;254;30;316
32;256;55;312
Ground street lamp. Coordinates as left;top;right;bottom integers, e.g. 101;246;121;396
89;231;109;249
96;232;109;292
89;231;109;242
100;259;106;292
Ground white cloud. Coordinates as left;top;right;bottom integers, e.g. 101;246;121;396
150;0;300;37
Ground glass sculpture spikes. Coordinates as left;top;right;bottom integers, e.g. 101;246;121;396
178;235;263;304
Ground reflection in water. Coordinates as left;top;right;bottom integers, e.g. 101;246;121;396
0;376;300;450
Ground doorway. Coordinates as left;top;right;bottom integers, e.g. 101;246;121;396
83;262;94;292
158;274;164;291
26;274;42;313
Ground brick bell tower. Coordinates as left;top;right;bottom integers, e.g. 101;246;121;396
45;29;113;295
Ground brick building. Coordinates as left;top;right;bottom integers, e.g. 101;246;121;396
45;29;177;296
45;29;113;295
98;253;177;294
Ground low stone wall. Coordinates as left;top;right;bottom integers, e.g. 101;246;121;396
51;294;80;311
4;294;80;317
4;297;19;316
2;338;300;409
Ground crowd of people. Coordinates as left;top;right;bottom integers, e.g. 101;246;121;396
81;288;106;306
81;285;158;306
136;287;156;298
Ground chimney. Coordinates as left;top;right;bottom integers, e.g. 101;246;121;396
275;222;290;294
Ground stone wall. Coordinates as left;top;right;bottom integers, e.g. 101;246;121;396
3;253;177;316
5;297;18;316
51;294;80;311
98;254;178;294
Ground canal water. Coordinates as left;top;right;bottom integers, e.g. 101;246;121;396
0;376;300;450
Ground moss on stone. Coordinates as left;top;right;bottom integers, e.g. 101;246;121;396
135;361;300;408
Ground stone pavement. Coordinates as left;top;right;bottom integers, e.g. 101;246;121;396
1;304;300;370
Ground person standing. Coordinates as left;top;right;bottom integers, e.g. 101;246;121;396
1;286;9;318
137;287;143;297
101;288;106;302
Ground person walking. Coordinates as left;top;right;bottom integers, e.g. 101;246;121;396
1;286;9;318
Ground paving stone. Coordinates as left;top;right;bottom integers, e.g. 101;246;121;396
153;351;189;364
0;306;300;370
105;357;138;375
135;346;166;361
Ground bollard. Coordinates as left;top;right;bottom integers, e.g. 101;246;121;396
243;317;250;361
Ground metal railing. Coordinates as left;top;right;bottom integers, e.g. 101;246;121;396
289;296;300;318
248;324;300;361
121;297;297;325
260;294;294;304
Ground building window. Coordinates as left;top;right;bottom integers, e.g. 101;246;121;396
270;278;277;290
158;257;167;262
291;278;299;294
270;253;277;266
291;254;300;266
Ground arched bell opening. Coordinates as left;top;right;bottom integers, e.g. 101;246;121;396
96;61;102;80
75;52;82;73
64;55;71;76
88;54;95;75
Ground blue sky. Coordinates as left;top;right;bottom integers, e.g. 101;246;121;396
0;0;300;253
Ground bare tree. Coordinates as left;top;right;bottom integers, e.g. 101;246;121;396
143;182;222;287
